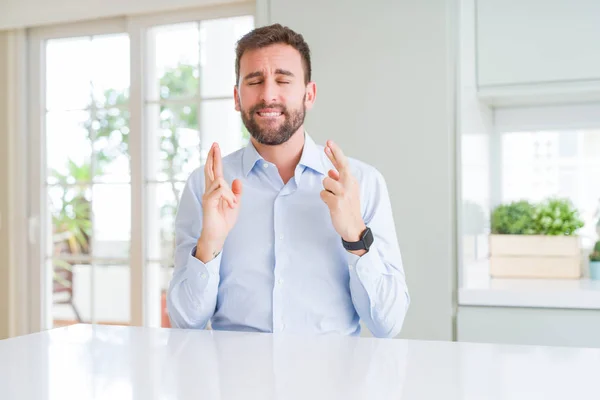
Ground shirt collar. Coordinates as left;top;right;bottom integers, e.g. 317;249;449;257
298;132;328;175
242;137;263;177
241;131;329;177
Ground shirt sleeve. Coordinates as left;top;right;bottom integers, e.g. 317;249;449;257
167;170;221;329
347;168;410;338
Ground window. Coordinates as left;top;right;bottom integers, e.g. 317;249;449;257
29;6;255;331
45;33;132;327
459;104;600;287
501;129;600;247
144;16;254;328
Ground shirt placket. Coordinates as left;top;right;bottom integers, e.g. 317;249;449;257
270;166;301;333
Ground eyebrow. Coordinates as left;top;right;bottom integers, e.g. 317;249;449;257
243;69;295;80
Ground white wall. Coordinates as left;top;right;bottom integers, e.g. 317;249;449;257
0;0;246;30
268;0;458;341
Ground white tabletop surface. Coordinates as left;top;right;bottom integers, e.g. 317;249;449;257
1;324;599;400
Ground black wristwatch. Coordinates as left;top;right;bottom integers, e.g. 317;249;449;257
342;227;374;251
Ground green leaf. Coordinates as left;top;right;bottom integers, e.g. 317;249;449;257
531;197;584;236
491;200;536;235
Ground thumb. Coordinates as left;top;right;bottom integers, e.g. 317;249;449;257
231;179;243;199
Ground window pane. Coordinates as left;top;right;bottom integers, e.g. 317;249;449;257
92;183;131;259
146;182;185;262
49;185;93;259
93;108;131;183
201;99;246;159
146;181;183;329
199;16;254;98
91;262;131;324
91;34;130;108
501;130;600;247
146;104;201;181
46;110;92;184
50;260;130;327
148;262;175;328
50;259;89;328
45;32;131;331
151;23;199;100
46;37;92;111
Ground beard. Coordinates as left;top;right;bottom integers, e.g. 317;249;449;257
240;96;306;146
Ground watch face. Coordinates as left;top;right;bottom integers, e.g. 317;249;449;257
363;227;374;249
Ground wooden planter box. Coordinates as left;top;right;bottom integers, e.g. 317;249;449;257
489;235;581;279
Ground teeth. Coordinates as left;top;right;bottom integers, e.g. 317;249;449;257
259;112;282;117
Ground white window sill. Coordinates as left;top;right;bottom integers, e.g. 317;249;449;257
459;260;600;310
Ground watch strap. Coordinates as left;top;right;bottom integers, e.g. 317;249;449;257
342;227;373;251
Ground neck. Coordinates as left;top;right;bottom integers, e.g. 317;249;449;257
252;127;305;183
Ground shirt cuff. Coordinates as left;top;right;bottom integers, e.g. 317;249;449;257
184;245;222;284
347;243;388;280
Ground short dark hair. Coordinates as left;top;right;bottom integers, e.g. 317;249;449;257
235;23;312;85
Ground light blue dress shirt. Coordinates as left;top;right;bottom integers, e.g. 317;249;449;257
167;133;410;338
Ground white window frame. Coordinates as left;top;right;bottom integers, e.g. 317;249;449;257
27;2;257;332
491;103;600;207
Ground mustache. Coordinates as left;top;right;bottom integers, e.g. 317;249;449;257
250;102;288;115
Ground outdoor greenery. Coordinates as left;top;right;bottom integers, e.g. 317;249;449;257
491;198;584;236
51;62;223;268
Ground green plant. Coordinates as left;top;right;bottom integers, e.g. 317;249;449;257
590;241;600;262
531;197;584;236
491;197;585;236
51;160;93;255
491;200;536;235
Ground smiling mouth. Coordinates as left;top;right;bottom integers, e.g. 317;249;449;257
256;110;284;118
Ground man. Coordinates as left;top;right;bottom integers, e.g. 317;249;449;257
167;23;409;338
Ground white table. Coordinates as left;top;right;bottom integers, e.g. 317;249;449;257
1;324;599;399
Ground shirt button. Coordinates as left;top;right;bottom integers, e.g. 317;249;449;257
277;279;284;285
281;323;286;331
263;163;269;168
279;234;284;240
200;272;207;279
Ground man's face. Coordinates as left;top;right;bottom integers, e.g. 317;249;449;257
235;43;316;146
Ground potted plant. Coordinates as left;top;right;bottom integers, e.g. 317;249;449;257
590;241;600;280
489;197;585;279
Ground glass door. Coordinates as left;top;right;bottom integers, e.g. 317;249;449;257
143;15;254;327
28;6;256;332
44;32;132;328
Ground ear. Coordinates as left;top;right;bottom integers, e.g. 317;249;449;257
304;81;317;110
234;85;241;112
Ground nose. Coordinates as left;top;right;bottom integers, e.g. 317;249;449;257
259;79;278;104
